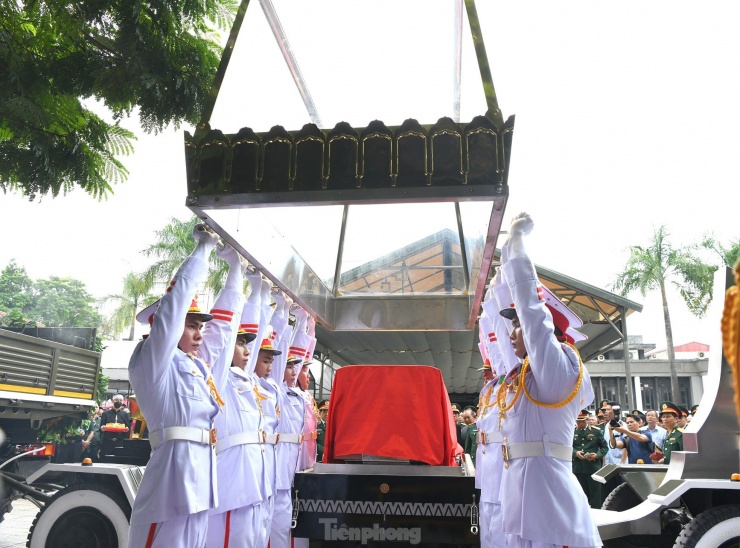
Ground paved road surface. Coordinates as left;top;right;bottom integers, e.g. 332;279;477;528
0;498;38;548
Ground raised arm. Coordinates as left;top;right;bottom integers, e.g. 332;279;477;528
500;213;580;402
131;224;218;385
202;243;246;391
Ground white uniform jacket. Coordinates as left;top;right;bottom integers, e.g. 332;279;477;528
296;387;318;471
210;364;268;513
499;256;600;547
275;385;305;490
475;377;502;502
129;257;239;525
258;376;282;497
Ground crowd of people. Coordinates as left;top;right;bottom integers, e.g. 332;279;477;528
570;400;690;508
125;224;327;548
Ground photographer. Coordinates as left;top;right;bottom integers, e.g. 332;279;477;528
602;401;626;464
601;401;626;503
609;413;654;464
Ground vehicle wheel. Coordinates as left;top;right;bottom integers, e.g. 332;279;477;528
673;504;740;548
602;482;642;511
27;483;130;548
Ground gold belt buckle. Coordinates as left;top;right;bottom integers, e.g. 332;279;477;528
481;431;487;445
261;430;267;444
210;428;217;445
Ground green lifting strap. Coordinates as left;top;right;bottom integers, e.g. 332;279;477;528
464;0;503;128
197;0;253;139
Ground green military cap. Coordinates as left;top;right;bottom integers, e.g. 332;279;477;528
576;409;589;420
660;401;680;418
318;399;330;411
691;404;699;415
451;403;461;413
678;405;689;418
598;399;610;410
596;408;605;417
631;409;644;417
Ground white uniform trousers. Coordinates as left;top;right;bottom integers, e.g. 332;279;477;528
206;504;262;548
506;537;600;548
480;501;506;548
269;489;293;548
128;509;207;548
257;495;274;547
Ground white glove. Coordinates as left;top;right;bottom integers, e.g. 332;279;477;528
216;241;242;268
260;279;275;325
503;212;533;261
191;223;219;260
271;291;292;339
307;316;316;338
293;306;309;335
245;269;263;302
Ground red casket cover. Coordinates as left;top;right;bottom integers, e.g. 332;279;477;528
322;365;462;466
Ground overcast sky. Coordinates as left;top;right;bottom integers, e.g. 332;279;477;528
2;0;738;351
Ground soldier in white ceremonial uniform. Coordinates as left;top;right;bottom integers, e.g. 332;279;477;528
207;268;273;548
249;277;283;544
128;225;242;548
293;315;318;475
497;213;601;548
476;279;520;548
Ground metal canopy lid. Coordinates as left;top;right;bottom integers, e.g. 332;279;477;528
187;0;512;333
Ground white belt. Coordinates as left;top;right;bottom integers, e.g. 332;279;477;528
215;431;274;454
477;430;504;445
149;426;216;450
278;430;318;444
502;437;572;463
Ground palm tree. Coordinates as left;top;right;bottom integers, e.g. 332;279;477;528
614;226;717;401
702;235;740;269
142;216;231;304
102;272;157;340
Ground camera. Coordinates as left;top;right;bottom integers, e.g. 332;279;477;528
609;418;621;428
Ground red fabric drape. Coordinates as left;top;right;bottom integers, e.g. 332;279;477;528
322;365;462;466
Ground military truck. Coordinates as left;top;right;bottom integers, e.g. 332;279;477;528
0;327;101;524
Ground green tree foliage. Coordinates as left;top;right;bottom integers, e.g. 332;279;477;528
0;0;236;199
702;235;740;270
614;226;717;401
102;271;157;340
0;259;34;313
142;215;229;296
31;276;103;327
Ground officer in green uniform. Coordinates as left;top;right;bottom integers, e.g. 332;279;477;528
691;404;699;416
316;399;329;462
572;408;609;508
462;405;479;466
657;401;683;464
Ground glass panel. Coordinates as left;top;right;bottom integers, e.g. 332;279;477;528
209;0;488;134
203;206;343;286
458;200;494;293
335;203;464;296
260;205;345;283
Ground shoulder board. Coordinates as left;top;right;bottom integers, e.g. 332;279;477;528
677;427;684;433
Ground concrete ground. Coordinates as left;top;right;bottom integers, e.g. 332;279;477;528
0;497;38;548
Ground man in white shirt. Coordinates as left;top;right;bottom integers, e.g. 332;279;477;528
643;409;667;451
